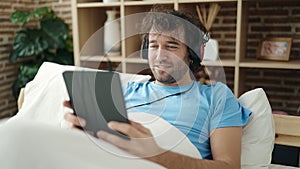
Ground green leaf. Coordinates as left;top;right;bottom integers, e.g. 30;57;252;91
10;28;49;61
9;51;19;62
41;18;69;48
33;7;50;17
11;10;31;25
65;36;74;51
11;7;53;26
45;48;74;65
41;8;56;20
19;62;41;79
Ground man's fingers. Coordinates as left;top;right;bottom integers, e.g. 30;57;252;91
130;120;151;134
108;121;150;138
63;100;72;108
108;121;139;138
70;124;83;130
97;130;129;149
64;113;86;127
86;130;94;136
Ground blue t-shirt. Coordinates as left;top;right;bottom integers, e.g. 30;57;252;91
123;81;251;159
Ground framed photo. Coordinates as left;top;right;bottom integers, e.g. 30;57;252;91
257;37;292;61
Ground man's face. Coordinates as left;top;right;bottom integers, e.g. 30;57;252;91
148;28;190;84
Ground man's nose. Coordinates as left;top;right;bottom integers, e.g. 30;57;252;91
156;47;167;60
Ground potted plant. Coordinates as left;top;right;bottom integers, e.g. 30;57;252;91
10;7;74;99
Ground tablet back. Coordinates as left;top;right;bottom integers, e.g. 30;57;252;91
62;71;129;139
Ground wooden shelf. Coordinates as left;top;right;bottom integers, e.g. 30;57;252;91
202;59;235;67
80;55;123;62
72;0;300;98
124;1;174;6
239;59;300;70
125;57;148;64
178;0;237;3
80;55;149;64
273;114;300;147
77;2;121;8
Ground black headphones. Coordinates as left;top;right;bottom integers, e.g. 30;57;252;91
139;8;209;74
141;35;149;60
140;34;202;74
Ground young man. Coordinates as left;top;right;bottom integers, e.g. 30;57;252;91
64;7;251;169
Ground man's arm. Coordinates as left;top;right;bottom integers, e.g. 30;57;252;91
98;121;242;169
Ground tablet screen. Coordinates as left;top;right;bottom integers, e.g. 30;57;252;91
63;71;129;139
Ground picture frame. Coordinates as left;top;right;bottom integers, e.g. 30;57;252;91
257;37;292;61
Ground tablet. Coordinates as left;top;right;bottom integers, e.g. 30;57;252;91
62;71;129;139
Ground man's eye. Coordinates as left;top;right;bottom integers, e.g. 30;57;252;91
167;45;178;49
149;45;158;49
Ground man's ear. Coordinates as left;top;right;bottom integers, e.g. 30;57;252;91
200;43;205;60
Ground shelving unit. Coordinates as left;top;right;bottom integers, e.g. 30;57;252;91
71;0;300;100
71;0;240;91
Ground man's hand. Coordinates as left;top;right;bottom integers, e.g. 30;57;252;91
97;121;165;158
63;100;86;130
99;122;242;169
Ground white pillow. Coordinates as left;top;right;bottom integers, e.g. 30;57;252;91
239;88;275;169
10;62;151;127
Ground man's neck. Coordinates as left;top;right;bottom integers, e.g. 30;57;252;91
155;77;193;87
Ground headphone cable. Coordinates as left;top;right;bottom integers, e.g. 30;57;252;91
126;81;195;110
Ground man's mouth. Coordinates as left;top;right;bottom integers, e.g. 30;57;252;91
153;64;172;71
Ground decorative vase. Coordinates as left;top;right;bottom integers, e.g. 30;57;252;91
104;10;121;56
203;38;219;61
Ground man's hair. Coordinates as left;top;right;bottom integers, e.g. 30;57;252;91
140;6;209;74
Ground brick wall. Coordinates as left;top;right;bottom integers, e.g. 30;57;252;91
0;0;71;118
244;1;300;115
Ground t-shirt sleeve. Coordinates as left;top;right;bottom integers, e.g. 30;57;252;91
209;83;252;132
121;82;129;95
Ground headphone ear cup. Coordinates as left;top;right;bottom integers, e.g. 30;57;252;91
141;35;149;60
188;43;202;73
